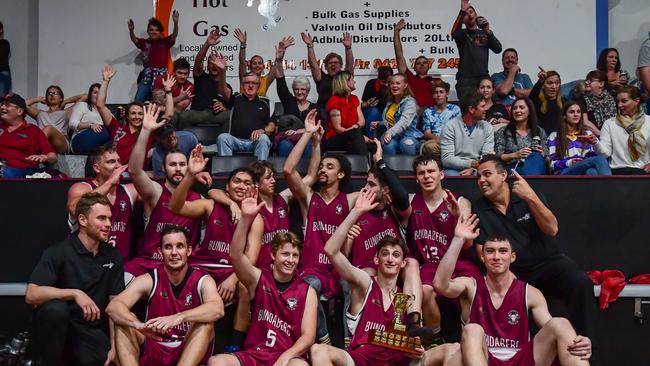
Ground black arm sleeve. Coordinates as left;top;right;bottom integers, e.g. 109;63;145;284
376;159;410;212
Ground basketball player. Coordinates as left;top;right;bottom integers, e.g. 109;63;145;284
107;225;224;366
67;145;138;260
283;109;359;343
125;104;204;283
433;213;593;366
208;189;318;366
310;188;460;366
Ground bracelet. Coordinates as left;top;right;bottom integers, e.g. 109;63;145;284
240;45;246;49
345;46;351;50
307;44;314;49
165;90;172;94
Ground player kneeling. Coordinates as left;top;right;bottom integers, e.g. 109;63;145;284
208;188;318;366
106;225;224;366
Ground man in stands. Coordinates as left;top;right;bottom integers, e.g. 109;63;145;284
284;109;358;344
67;145;138;262
310;188;460;366
422;80;462;142
473;155;599;343
208;190;318;366
638;31;650;111
361;66;393;136
0;92;57;178
394;18;438;109
492;48;533;107
125;104;202;283
434;216;593;365
440;92;494;176
151;122;198;177
26;193;123;366
107;225;224;366
153;57;195;113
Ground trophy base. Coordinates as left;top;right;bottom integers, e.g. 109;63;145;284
368;329;422;355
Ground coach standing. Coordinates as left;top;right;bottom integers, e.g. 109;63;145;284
25;192;124;366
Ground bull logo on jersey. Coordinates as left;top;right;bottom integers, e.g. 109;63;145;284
214;219;223;227
507;310;520;325
119;200;127;212
286;297;298;310
113;128;126;143
414;209;423;215
359;219;369;226
160;291;168;299
185;293;193;306
0;128;3;136
439;210;450;222
335;204;343;215
372;298;381;307
263;285;272;294
162;202;169;208
278;207;287;218
382;210;388;219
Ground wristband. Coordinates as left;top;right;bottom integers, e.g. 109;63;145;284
345;46;351;50
307;44;314;49
165;90;172;94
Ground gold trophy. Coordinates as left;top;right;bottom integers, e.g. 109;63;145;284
369;291;422;354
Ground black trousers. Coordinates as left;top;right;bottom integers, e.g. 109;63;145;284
33;300;110;366
323;129;368;155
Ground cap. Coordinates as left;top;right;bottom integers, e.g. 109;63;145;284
155;122;176;139
0;92;27;112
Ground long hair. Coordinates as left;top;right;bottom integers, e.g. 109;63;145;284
389;73;413;103
539;71;563;114
555;101;586;160
506;97;540;140
86;83;100;111
331;71;352;97
597;48;621;73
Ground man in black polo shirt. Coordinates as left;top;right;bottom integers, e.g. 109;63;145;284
473;155;597;342
26;192;124;366
216;69;274;160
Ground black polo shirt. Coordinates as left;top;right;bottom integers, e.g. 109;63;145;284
28;235;125;320
191;73;233;111
230;94;270;139
473;193;563;273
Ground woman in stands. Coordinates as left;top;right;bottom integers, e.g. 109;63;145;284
68;83;110;154
323;71;368;154
529;68;564;134
494;97;548;175
370;73;421;155
478;77;509;131
597;48;628;90
594;85;650;175
26;85;85;153
548;101;611;175
579;70;617;137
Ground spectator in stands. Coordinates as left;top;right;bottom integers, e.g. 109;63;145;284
127;11;179;102
637;31;650;112
440;92;494;176
68;83;110;155
152;57;195;113
492;48;533;106
0;21;10;96
171;31;232;132
0;92;57;177
324;71;368;154
394;18;437;109
361;66;393;136
530;67;564;133
25;192;123;366
451;0;502;101
479;77;510;131
597;47;628;90
216;54;274;160
274;38;320;156
371;73;422;155
595;85;650;175
26;86;85;153
580;70;617;136
422;80;462;142
494;97;548;175
548;101;611;175
301;31;354;109
234;29;291;96
150;75;177;120
151;122;198;177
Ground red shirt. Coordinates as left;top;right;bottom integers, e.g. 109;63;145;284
405;69;439;108
325;94;360;139
107;118;152;164
152;77;194;101
136;36;174;68
0;120;54;168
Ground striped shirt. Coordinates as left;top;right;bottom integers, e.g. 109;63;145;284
547;132;597;174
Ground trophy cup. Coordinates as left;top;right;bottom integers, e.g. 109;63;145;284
368;291;422;354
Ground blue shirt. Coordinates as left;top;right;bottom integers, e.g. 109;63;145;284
491;71;533;106
422;103;462;136
152;131;198;177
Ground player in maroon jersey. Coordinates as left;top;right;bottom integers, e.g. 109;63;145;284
208;189;318;366
67;144;138;261
283;109;359;343
107;224;224;366
125;104;206;283
311;188;461;366
434;215;592;366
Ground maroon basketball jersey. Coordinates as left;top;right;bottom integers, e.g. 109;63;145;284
191;202;235;266
142;267;211;364
468;277;530;362
351;207;402;270
257;195;291;271
348;277;401;349
244;269;310;354
138;186;202;261
301;192;349;275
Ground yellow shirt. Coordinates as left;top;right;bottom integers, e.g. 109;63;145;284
385;103;398;128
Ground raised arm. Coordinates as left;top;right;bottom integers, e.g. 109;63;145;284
283;109;320;207
170;10;179;42
128;104;163;206
230;192;264;293
97;65;116;127
234;28;248;80
372;140;412;223
300;32;321;82
161;75;176;120
127;19;139;47
66;166;127;217
510;170;559;236
393;19;408;74
193;30;221;77
267;36;294;87
25;97;45;119
451;0;470;37
209;52;232;102
342;32;354;75
169;145;214;219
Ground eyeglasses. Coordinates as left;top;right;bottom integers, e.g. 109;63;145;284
47;91;61;96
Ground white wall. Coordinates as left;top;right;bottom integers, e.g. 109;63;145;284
608;0;650;79
3;0;38;96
